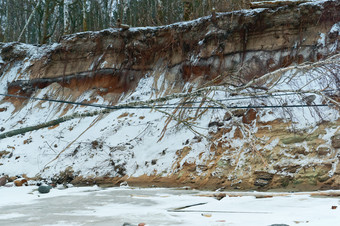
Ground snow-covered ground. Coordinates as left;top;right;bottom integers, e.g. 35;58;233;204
0;186;339;226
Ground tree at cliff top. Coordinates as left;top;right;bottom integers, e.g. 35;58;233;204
0;0;264;44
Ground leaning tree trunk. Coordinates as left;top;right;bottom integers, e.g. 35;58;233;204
64;0;71;35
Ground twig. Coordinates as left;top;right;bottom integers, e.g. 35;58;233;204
43;115;102;169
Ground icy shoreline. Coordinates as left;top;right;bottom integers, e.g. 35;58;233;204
1;186;340;226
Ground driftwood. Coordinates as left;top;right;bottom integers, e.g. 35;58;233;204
197;190;340;199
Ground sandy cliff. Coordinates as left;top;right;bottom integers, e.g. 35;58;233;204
0;0;339;190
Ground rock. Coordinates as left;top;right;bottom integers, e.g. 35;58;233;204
242;109;257;124
23;138;32;144
13;180;22;186
317;147;330;156
120;181;129;187
208;121;224;127
122;223;135;226
197;165;208;171
193;136;202;142
14;179;27;186
254;172;274;187
285;165;300;174
138;223;146;226
302;95;316;105
232;109;247;117
0;150;10;158
8;176;17;182
223;112;232;121
0;176;6;186
331;206;337;209
254;178;270;187
182;161;196;172
331;134;340;148
290;146;307;155
91;140;99;148
214;193;226;200
233;127;243;139
38;185;52;194
21;179;28;185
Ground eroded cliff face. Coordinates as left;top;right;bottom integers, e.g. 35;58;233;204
0;0;339;190
2;0;339;102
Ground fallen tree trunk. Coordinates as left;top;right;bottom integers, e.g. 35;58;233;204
0;109;111;140
198;190;340;199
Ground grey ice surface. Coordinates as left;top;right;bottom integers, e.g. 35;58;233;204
0;187;199;226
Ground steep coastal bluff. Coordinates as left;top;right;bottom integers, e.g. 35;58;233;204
0;0;339;190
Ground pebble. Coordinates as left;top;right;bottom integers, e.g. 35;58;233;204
38;185;52;194
0;176;6;186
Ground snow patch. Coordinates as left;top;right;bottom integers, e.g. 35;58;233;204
318;33;326;47
330;22;340;35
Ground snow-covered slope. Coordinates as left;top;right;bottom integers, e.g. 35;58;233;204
0;0;339;190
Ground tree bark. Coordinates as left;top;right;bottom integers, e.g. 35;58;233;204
82;0;87;31
64;0;71;35
18;0;41;42
41;0;50;44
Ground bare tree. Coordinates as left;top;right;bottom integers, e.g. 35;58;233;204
18;0;42;42
64;0;72;35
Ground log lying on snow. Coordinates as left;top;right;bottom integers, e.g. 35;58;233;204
250;0;311;9
197;190;340;198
